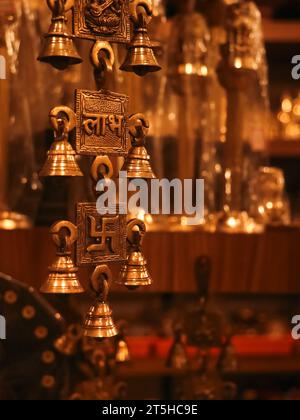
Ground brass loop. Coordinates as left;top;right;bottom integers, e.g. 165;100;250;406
127;219;146;245
90;156;114;183
90;265;112;300
50;220;78;249
128;113;149;140
91;41;115;72
49;106;76;133
67;324;82;340
130;0;153;25
47;0;74;13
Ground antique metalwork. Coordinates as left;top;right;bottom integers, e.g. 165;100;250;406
40;106;83;177
38;0;82;70
121;113;156;179
115;322;130;363
120;0;161;76
76;203;127;266
73;0;131;43
83;265;118;338
75;89;129;156
117;218;152;289
166;325;188;370
40;220;85;294
54;324;83;356
38;0;158;348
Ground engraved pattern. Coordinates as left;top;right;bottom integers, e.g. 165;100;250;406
73;0;130;43
76;203;127;266
75;89;129;156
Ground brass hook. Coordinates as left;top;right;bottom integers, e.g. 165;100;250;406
130;0;153;25
128;113;150;142
50;220;78;251
91;41;115;73
49;106;76;133
127;219;146;246
90;265;112;301
90;156;114;183
47;0;74;13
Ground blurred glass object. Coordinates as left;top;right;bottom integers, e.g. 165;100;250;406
249;167;291;226
277;92;300;140
216;1;270;233
141;0;219;230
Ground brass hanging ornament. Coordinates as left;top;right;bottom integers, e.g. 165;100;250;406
121;114;156;179
83;265;118;339
40;106;83;177
40;220;85;294
120;0;161;76
38;0;82;70
54;324;83;356
117;219;152;290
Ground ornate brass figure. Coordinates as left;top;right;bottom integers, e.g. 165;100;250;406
166;325;188;370
75;89;129;156
40;106;83;177
73;0;130;43
115;321;130;363
40;220;85;294
76;203;127;265
54;324;83;355
121;114;156;179
120;0;161;76
117;219;152;289
83;265;118;338
38;0;82;70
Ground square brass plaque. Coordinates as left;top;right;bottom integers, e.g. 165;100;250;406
73;0;130;43
75;89;129;156
76;203;127;266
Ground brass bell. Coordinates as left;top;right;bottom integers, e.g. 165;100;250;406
40;106;83;177
54;324;82;356
83;265;118;339
38;0;82;70
120;0;161;76
121;114;156;179
120;28;161;77
40;221;85;294
117;219;152;290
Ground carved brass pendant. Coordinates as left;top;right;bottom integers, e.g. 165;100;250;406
75;89;129;156
73;0;131;43
76;203;127;266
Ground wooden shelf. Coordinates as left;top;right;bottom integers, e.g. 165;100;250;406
269;140;300;158
263;19;300;43
1;227;300;294
118;356;300;378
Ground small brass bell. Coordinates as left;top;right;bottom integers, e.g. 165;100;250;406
40;221;84;294
40;106;83;177
54;324;82;356
120;0;161;76
117;219;152;290
83;265;118;339
120;28;161;77
121;114;156;180
38;0;82;70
